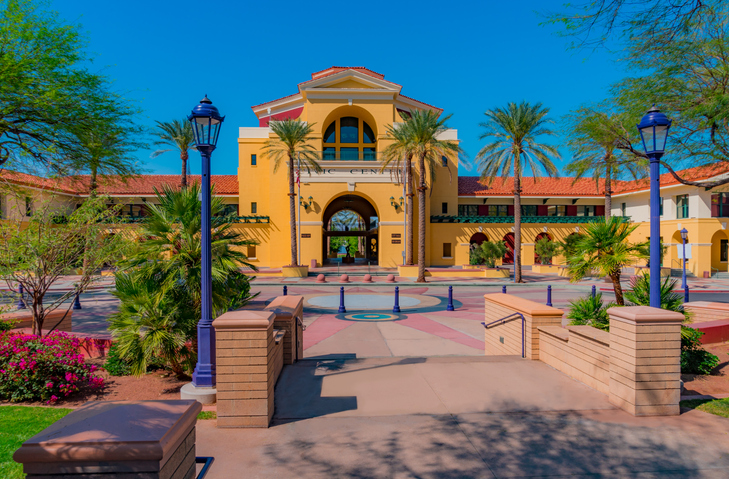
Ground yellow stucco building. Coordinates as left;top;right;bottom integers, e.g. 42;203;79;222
4;66;729;279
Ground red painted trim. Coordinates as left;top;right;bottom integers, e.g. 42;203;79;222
259;107;304;126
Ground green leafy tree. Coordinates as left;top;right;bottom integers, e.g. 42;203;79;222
471;241;507;268
0;194;127;335
566;292;614;331
405;110;463;282
559;233;583;260
535;237;559;265
0;0;142;174
382;119;416;265
476;101;560;282
563;105;647;217
261;119;322;267
110;184;257;376
566;216;647;305
151;119;196;188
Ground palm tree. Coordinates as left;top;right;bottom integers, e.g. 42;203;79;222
151;119;196;188
75;128;140;196
261;119;322;267
566;216;647;305
475;101;560;283
111;184;258;376
564;106;647;218
406;110;464;282
382;120;415;265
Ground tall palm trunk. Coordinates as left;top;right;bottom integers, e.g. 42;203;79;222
288;153;298;266
416;154;427;282
406;156;414;265
181;151;188;188
513;153;522;283
610;268;624;305
604;163;612;220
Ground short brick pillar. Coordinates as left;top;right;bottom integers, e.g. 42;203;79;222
13;400;200;478
213;310;284;427
608;306;684;416
265;295;304;364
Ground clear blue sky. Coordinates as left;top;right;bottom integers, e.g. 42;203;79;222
54;0;629;176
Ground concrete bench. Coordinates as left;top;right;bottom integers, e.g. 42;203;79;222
13;400;201;478
2;309;72;333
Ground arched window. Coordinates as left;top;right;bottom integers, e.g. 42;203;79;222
322;116;377;161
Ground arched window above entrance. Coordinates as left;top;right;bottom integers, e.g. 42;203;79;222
322;117;377;161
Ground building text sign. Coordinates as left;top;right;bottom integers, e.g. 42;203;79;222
303;167;400;184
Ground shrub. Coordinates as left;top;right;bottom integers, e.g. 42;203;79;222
566;292;613;331
0;331;104;403
624;274;690;320
681;327;720;375
471;241;507;268
535;237;559;265
103;342;132;376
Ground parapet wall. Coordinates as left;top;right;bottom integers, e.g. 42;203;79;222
484;294;684;417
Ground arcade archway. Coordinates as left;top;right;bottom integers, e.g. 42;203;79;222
322;195;379;265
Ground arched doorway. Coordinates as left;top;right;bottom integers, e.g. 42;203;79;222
534;232;552;264
322;195;379;265
469;232;488;246
503;233;515;264
710;230;728;273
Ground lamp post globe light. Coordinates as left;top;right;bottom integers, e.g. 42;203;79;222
680;228;689;303
636;105;672;308
186;95;225;397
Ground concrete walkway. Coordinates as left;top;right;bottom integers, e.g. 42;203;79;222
197;356;729;478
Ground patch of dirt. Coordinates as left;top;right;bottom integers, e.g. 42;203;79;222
682;342;729;396
1;358;190;408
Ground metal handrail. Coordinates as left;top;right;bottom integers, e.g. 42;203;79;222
482;312;525;358
196;457;214;478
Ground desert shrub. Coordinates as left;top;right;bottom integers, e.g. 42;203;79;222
0;331;104;403
471;241;507;267
681;327;720;375
566;292;613;331
103;342;132;376
624;274;690;320
535;237;559;265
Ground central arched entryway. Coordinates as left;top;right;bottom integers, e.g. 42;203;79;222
322;194;379;265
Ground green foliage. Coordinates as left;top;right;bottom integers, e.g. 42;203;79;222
681;327;720;375
0;0;142;174
470;241;507;268
110;185;257;377
566;217;647;305
560;233;583;259
103;342;132;376
0;331;104;403
476;101;560;282
151;119;196;187
0;406;72;478
330;236;358;255
535;237;559;265
0;195;128;335
197;411;217;420
624;274;689;319
566;292;613;331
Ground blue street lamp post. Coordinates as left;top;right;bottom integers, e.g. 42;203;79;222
188;96;225;389
636;105;672;308
681;228;689;303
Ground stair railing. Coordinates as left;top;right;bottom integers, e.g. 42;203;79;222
482;312;525;358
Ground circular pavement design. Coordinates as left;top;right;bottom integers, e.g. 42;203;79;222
307;294;421;310
344;313;401;322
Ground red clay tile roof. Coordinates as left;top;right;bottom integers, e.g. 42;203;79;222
311;66;386;80
613;164;729;194
80;175;239;195
0;171;78;195
250;92;302;111
458;176;614;197
397;94;443;113
0;172;238;196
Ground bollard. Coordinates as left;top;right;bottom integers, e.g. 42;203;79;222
393;286;401;313
73;293;82;310
546;285;552;307
338;286;346;313
502;285;507;294
591;285;596;299
283;285;288;296
16;283;25;310
446;285;454;311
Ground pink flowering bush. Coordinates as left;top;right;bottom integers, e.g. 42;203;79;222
0;331;104;403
